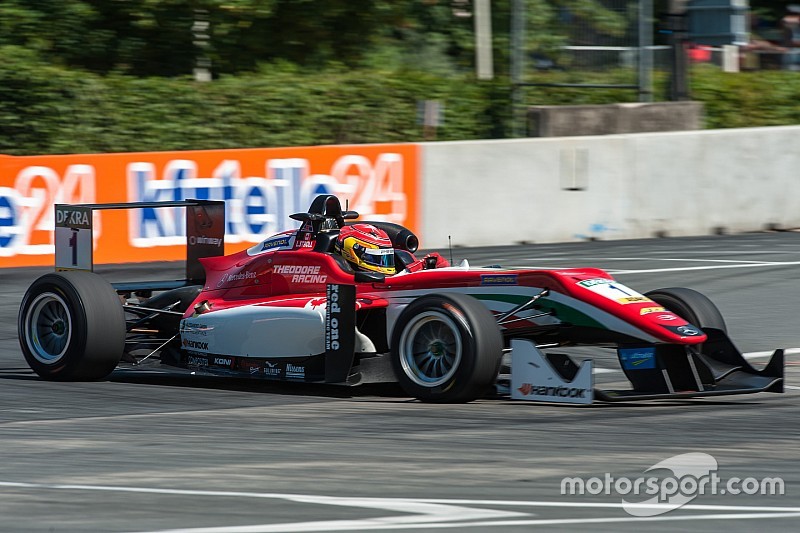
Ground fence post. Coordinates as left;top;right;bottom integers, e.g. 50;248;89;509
639;0;654;102
511;0;526;137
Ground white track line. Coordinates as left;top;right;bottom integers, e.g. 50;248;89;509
0;482;797;533
136;512;800;532
744;348;800;360
609;261;800;275
505;260;800;274
522;257;780;264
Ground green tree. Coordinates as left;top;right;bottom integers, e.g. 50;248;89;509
0;0;631;77
207;0;388;72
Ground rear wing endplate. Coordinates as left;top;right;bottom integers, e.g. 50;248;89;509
54;200;225;290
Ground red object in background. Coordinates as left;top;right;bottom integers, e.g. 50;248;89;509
688;45;713;62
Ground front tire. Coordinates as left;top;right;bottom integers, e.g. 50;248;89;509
19;271;125;380
645;287;727;333
390;293;502;402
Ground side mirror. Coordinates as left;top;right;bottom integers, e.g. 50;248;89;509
354;271;385;284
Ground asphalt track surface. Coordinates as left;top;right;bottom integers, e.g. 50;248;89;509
1;233;799;532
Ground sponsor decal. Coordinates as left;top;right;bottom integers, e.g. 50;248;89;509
617;296;652;304
182;321;210;336
55;207;91;229
274;264;319;274
618;347;657;370
306;296;327;309
187;235;223;247
183;338;209;351
677;325;701;336
657;314;679;321
54;205;93;270
480;274;518;286
264;361;282;377
185;202;225;283
326;284;341;351
226;271;256;282
510;339;593;404
517;383;587;398
323;283;355;382
293;222;316;250
274;264;327;284
662;324;704;337
261;235;292;251
640;306;666;315
187;355;209;367
286;363;305;379
217;270;257;287
578;279;652;306
212;357;233;367
578;278;612;288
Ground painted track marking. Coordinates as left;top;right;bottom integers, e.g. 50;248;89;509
0;481;798;532
506;259;800;275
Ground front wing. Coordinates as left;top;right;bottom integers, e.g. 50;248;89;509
503;330;783;404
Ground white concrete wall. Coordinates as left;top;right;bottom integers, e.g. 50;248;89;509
420;126;800;248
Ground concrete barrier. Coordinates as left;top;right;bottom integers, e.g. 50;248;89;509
420;126;800;248
527;101;704;137
2;125;798;264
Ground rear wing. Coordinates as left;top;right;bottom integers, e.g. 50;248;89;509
54;200;225;291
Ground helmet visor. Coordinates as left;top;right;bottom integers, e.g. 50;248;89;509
361;247;395;269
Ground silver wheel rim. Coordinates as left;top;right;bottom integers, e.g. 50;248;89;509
399;310;462;387
25;292;73;364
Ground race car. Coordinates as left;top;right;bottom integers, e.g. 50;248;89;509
18;195;783;403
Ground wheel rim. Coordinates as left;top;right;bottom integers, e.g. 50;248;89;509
25;292;73;364
399;310;462;387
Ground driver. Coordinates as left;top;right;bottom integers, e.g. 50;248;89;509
335;223;397;275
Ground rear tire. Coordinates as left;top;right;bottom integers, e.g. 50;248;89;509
645;287;727;333
390;293;502;403
19;271;125;380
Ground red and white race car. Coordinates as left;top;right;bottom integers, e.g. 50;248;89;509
18;195;783;403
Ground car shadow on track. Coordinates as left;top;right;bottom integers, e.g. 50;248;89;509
107;370;413;401
0;367;39;379
0;365;774;407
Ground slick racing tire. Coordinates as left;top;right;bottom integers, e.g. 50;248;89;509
391;293;503;403
645;287;727;334
19;271;125;381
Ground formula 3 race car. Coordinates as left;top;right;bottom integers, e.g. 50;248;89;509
18;195;784;403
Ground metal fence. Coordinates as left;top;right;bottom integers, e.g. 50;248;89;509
511;0;675;135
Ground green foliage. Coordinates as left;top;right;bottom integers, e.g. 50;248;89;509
690;64;800;129
0;52;798;156
0;0;632;79
0;56;503;155
0;46;82;154
0;0;439;76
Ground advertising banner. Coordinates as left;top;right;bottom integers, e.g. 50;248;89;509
510;339;594;404
0;144;419;267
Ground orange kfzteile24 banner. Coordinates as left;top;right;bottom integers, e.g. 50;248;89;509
0;144;420;268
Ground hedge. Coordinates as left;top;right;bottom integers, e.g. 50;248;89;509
1;48;798;155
